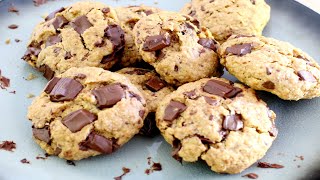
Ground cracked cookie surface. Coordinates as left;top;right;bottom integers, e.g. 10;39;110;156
133;11;221;85
219;35;320;100
117;67;174;137
115;6;161;67
180;0;270;42
28;67;147;160
156;77;277;174
22;2;124;80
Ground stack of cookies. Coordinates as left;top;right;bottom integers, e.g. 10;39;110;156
23;0;320;174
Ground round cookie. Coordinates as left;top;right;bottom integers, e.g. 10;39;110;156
115;6;161;67
180;0;270;42
27;67;147;160
22;2;124;80
156;77;277;174
133;11;221;85
219;35;320;100
117;67;174;136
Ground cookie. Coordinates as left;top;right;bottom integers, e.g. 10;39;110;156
22;2;124;80
115;6;161;67
181;0;270;42
156;77;277;174
117;67;174;136
219;35;320;100
133;11;221;85
27;67;147;160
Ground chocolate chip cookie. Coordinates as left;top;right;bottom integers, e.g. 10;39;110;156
115;6;161;67
219;35;320;100
117;67;174;137
156;77;277;174
133;11;221;85
22;2;124;80
181;0;270;42
28;67;147;160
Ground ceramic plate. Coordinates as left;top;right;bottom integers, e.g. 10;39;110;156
0;0;319;179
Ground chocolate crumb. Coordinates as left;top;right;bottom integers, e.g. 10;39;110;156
15;39;21;43
0;141;16;152
0;70;10;90
36;154;49;160
242;173;258;179
66;160;76;166
33;0;48;7
20;158;30;164
145;160;162;175
8;24;18;29
296;155;304;161
9;90;16;94
147;157;152;165
257;162;284;169
8;5;19;14
114;167;131;180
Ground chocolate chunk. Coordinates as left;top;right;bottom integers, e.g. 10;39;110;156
258;162;284;169
203;80;242;98
142;35;171;52
197;135;213;144
20;158;30;164
71;15;92;34
92;84;124;109
124;68;150;75
223;114;243;131
262;81;275;89
32;126;50;143
0;71;10;90
163;101;187;121
102;7;110;14
250;0;256;5
64;52;72;60
44;77;60;94
297;70;317;82
38;64;55;80
145;76;166;92
49;78;83;102
62;109;97;133
66;160;76;166
198;38;217;51
151;162;162;171
139;112;160;137
226;43;252;56
45;7;65;21
45;35;61;47
172;139;182;163
8;24;18;29
22;43;42;61
242;173;258;179
191;19;200;29
80;132;113;154
105;24;125;51
0;141;16;152
183;90;198;99
204;96;217;105
33;0;47;6
52;16;69;30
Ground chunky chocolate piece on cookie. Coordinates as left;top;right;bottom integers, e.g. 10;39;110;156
262;81;275;89
44;77;60;93
297;70;316;82
198;38;217;51
45;7;65;21
203;80;242;98
32;126;50;143
62;109;97;133
145;76;166;92
39;64;55;80
226;43;252;56
80;132;113;154
49;78;83;102
105;25;125;50
92;84;125;109
71;15;93;34
163;101;187;121
223;114;243;131
46;35;62;47
142;35;171;51
52;16;69;30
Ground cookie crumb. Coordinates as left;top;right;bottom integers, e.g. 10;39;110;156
114;167;131;180
5;39;10;45
257;162;284;169
242;173;259;179
8;24;18;29
20;158;30;164
0;141;16;152
66;160;76;166
25;73;37;81
27;93;35;99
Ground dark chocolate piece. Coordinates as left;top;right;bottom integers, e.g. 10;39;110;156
226;43;252;56
38;64;55;80
258;162;284;169
71;15;93;34
92;84;125;109
44;77;60;94
145;76;166;92
297;70;317;82
46;35;62;47
0;141;16;152
198;38;217;51
49;78;83;102
163;101;187;121
32;126;50;143
203;79;242;98
80;132;113;154
223;114;243;131
262;81;275;90
62;109;97;133
52;16;69;30
45;7;65;21
142;35;171;51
